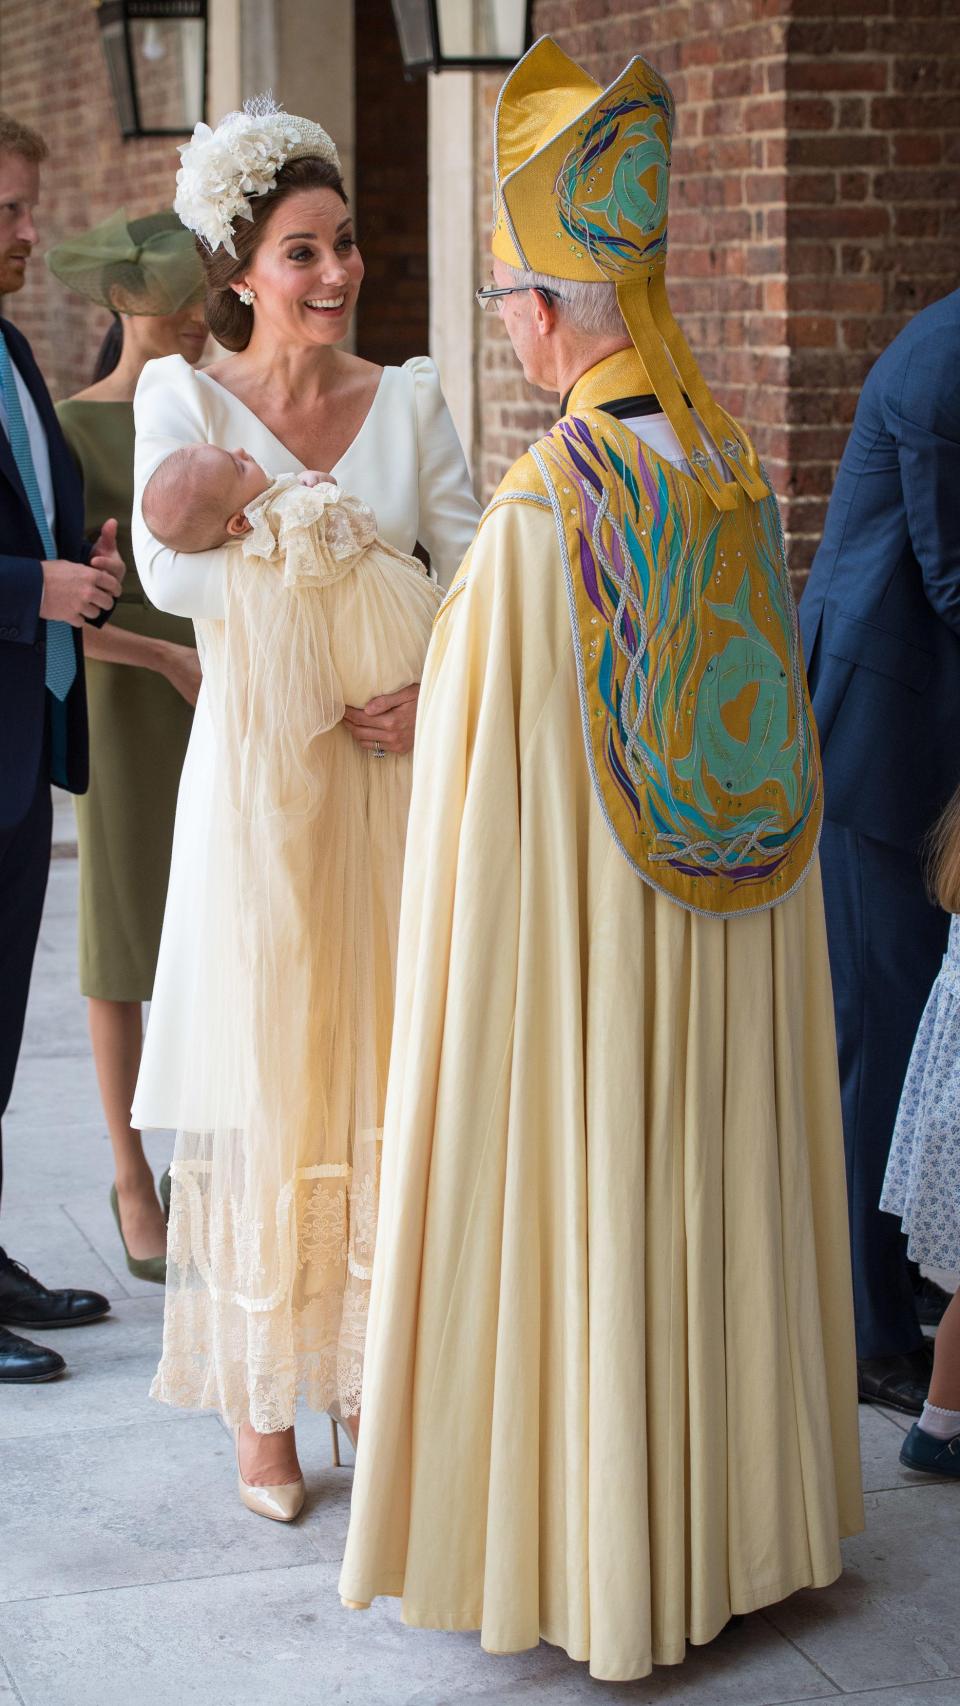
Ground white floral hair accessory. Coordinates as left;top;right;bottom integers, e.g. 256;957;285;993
174;94;341;258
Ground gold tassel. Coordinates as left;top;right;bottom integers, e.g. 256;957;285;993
647;266;769;504
616;277;739;512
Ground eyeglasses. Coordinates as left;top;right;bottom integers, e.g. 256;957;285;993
475;283;563;314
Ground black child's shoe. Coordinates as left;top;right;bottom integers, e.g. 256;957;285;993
899;1423;960;1477
0;1249;110;1330
0;1323;66;1382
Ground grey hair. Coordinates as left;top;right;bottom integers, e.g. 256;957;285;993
502;262;626;338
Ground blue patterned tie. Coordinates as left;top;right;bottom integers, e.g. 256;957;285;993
0;328;76;700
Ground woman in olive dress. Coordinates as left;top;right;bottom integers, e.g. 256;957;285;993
47;211;207;1282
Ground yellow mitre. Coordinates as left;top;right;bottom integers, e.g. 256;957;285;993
492;38;768;510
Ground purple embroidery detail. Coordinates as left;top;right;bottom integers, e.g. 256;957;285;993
637;453;661;512
608;524;627;582
604;726;641;830
559;431;604;494
571;417;607;462
578;527;604;614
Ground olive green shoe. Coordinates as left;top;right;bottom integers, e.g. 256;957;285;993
159;1167;172;1222
109;1185;167;1285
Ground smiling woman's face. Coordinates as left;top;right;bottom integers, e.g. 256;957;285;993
238;187;363;348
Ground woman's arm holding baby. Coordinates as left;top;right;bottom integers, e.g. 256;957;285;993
132;358;232;621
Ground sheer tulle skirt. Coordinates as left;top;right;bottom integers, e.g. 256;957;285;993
151;533;441;1431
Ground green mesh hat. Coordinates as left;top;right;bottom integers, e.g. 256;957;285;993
46;208;203;315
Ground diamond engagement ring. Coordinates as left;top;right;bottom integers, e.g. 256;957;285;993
373;741;385;758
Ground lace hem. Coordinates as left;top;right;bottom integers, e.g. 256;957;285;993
151;1340;365;1433
157;1149;377;1430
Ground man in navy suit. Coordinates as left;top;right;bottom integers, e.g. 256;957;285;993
0;114;127;1382
800;288;960;1415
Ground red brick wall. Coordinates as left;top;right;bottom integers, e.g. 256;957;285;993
354;0;430;366
475;1;792;512
0;0;187;400
474;0;960;585
783;5;960;575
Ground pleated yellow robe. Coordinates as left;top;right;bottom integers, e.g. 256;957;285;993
339;497;864;1683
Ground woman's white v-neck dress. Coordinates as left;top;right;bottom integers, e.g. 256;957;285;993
132;353;480;1134
128;353;479;1427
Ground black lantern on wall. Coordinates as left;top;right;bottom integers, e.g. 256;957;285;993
391;0;532;74
96;0;207;138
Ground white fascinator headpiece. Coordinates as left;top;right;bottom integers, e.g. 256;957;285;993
174;93;341;258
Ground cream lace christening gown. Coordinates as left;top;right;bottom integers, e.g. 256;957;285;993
130;355;480;1431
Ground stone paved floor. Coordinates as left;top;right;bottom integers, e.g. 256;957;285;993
1;829;958;1706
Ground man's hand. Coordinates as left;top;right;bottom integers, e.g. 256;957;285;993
39;518;126;627
342;683;420;755
89;517;126;585
40;557;124;627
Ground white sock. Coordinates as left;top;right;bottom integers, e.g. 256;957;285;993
918;1401;960;1440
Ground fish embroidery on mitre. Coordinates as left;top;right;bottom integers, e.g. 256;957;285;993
529;413;822;916
554;66;673;275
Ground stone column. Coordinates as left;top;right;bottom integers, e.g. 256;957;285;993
428;70;477;479
208;0;242;120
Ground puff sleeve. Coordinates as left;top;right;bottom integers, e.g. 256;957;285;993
405;356;481;591
132;355;233;621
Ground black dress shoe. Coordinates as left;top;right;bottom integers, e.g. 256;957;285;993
0;1249;110;1330
912;1274;953;1328
858;1348;931;1416
0;1324;66;1382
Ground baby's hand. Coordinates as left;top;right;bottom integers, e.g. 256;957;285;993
297;470;336;488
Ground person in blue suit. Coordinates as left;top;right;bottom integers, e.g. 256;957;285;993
0;114;127;1383
800;286;960;1415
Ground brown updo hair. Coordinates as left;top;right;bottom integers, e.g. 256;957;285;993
198;156;348;351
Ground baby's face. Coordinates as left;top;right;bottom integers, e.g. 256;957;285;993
210;445;272;522
144;443;274;553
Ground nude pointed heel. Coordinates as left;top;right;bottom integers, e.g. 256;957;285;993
235;1430;305;1522
327;1405;359;1467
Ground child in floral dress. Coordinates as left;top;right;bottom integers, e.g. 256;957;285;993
882;787;960;1475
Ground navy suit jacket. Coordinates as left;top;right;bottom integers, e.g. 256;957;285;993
800;288;960;852
0;315;96;830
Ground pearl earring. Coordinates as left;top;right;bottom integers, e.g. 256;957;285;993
238;286;256;306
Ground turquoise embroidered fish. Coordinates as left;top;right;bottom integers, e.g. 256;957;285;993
580;116;670;239
674;570;797;817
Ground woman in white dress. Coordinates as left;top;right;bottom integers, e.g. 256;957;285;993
130;102;480;1515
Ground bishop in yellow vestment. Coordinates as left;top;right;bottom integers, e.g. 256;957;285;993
340;38;863;1683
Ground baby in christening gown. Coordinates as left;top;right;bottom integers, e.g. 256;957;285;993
140;445;442;1434
142;442;442;716
142;442;442;844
